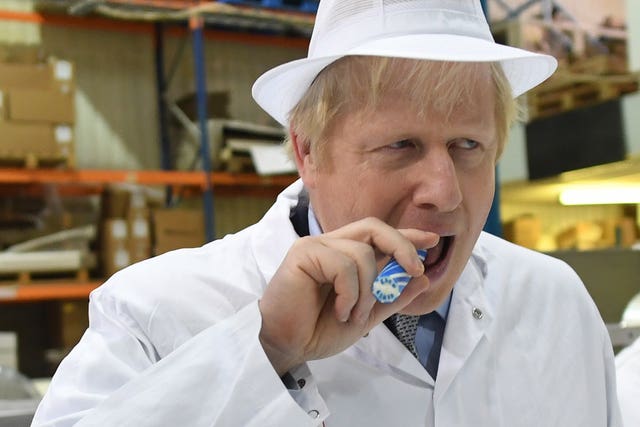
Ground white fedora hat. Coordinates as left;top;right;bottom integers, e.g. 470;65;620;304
252;0;557;126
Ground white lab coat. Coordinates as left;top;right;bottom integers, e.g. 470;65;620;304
32;180;622;427
617;336;640;426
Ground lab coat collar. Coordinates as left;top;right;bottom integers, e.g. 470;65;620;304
348;321;434;387
250;179;305;287
435;246;494;401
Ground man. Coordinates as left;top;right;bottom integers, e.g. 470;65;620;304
32;0;621;426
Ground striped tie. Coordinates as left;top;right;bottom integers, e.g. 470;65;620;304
384;313;420;357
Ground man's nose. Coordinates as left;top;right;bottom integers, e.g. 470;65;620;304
412;148;463;212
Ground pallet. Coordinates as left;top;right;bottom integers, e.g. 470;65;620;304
0;267;90;285
528;75;639;120
0;152;75;169
569;55;628;76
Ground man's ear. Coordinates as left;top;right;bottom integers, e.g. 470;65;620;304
290;128;317;188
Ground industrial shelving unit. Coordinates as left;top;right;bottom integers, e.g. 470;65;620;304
0;168;296;193
0;1;311;301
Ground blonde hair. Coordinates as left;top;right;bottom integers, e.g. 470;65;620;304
285;56;519;163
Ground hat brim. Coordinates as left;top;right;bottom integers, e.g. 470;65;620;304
252;34;557;126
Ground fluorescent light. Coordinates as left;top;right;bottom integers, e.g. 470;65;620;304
559;186;640;205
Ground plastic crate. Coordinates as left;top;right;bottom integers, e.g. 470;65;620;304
218;0;319;13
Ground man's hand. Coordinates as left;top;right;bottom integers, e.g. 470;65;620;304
258;217;439;375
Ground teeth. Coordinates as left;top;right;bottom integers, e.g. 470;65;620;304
425;238;445;267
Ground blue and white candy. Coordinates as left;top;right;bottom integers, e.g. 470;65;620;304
371;249;428;304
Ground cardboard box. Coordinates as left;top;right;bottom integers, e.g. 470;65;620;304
100;185;149;219
54;124;74;157
0;59;74;90
59;301;88;350
0;120;57;155
599;218;636;248
556;221;603;251
128;209;151;263
101;219;131;277
153;209;205;255
503;215;541;250
0;44;46;64
0;331;17;370
101;187;132;219
8;87;75;123
0;121;74;157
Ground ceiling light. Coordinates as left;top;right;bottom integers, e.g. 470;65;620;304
559;186;640;205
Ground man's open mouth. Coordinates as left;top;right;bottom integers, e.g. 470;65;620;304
424;235;454;276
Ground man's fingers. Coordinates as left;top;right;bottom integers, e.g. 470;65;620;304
289;218;439;327
368;275;431;326
320;239;378;324
294;238;375;322
327;217;439;277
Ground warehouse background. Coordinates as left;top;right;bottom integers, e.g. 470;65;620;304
0;0;638;403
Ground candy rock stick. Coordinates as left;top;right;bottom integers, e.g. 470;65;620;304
371;249;428;303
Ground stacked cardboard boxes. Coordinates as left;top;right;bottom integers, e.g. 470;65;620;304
0;56;75;168
0;332;17;370
100;186;151;277
99;186;208;277
503;215;542;250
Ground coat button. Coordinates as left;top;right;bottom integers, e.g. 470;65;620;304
472;307;484;319
308;410;320;419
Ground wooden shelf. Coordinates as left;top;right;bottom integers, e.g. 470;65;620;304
0;281;101;303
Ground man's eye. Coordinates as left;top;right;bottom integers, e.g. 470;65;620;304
388;139;414;149
451;138;479;150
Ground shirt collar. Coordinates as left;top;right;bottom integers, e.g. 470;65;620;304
435;292;452;320
308;203;323;236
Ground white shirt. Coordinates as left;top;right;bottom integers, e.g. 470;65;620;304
32;180;622;427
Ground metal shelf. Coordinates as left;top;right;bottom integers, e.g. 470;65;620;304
0;168;297;193
0;281;101;303
0;7;311;48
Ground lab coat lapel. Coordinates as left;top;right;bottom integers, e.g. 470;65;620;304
434;255;493;401
348;323;433;388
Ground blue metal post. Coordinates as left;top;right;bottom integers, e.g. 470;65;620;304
191;15;215;242
153;23;173;207
484;168;503;236
480;0;489;18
